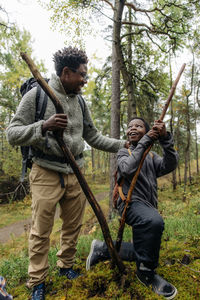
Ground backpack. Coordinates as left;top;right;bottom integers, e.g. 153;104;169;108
19;77;85;182
112;149;153;209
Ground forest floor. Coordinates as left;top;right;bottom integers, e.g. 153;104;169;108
0;191;108;244
1;177;200;299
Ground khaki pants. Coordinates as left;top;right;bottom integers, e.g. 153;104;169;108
27;163;86;288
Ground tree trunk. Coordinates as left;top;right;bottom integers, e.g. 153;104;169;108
169;54;177;190
195;86;199;174
176;114;181;185
183;97;190;201
109;0;125;216
127;7;137;122
183;56;194;200
91;147;95;181
178;163;181;185
195;125;199;175
97;150;100;170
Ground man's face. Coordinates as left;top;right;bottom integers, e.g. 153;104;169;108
60;63;88;94
126;119;146;145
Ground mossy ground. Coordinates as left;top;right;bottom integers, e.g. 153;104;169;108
0;176;200;299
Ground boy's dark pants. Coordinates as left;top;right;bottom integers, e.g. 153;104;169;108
97;200;164;270
117;200;164;270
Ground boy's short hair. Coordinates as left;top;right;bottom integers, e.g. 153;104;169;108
53;46;89;76
129;117;150;133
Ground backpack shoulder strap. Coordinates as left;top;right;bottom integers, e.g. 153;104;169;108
77;94;85;117
118;148;132;201
149;151;154;159
35;85;48;121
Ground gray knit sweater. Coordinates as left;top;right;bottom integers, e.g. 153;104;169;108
6;74;125;174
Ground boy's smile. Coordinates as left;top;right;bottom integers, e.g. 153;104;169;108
127;119;146;145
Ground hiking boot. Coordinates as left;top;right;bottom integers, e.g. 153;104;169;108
59;268;80;279
0;276;13;300
31;282;45;300
136;270;177;299
86;239;108;271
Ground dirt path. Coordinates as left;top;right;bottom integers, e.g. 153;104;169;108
0;191;109;244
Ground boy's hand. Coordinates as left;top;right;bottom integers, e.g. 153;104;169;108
146;129;160;141
152;120;167;138
42;114;67;135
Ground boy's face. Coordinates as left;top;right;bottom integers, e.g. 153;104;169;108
60;63;88;94
127;119;146;145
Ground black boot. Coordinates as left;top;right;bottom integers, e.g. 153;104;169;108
136;264;177;299
86;240;135;270
86;240;109;270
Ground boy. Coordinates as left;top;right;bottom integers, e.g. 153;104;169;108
86;117;178;299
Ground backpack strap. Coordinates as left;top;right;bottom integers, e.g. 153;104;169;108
77;94;85;116
127;148;132;156
35;85;48;121
149;151;154;158
118;148;132;201
20;86;48;183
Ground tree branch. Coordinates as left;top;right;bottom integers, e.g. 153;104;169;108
102;0;114;11
125;1;186;14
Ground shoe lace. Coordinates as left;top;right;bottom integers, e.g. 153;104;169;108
32;284;45;300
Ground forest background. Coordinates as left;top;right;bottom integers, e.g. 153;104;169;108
0;1;200;299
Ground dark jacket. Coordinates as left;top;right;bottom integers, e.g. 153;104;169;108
117;132;178;208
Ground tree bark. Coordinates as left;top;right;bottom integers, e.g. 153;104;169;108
169;54;177;191
127;7;137;122
195;86;199;174
109;0;124;216
91;147;95;180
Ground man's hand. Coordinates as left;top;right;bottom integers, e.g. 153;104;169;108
42;114;67;135
124;141;130;149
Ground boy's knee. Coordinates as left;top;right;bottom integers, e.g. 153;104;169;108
150;214;164;232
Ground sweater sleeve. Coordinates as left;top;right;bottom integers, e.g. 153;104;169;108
82;103;125;153
6;88;46;147
117;134;153;177
152;132;179;177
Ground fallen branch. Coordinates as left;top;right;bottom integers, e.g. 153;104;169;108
20;52;125;274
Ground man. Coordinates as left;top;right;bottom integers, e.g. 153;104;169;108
6;47;127;300
86;117;178;299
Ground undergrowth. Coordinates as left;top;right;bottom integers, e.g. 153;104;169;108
0;177;200;299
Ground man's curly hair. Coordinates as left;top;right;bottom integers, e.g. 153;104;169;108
53;46;88;76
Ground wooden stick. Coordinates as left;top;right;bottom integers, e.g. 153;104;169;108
20;52;126;274
115;63;186;252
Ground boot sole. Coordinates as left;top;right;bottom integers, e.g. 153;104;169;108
136;274;178;299
86;239;98;271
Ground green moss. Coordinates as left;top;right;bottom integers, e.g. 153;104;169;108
1;179;200;299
